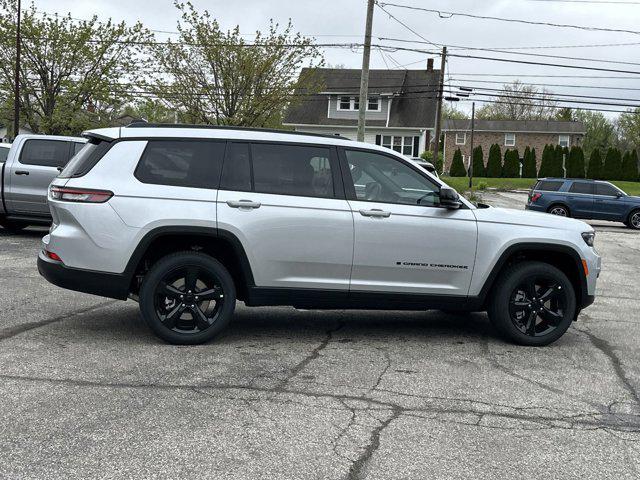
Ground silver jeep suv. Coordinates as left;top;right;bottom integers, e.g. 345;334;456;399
38;124;601;346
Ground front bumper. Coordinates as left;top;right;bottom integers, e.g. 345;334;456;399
38;251;129;300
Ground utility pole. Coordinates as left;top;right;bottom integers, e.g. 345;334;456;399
468;102;475;189
431;46;446;163
357;0;374;142
13;0;21;140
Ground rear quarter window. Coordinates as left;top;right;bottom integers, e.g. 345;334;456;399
135;140;226;189
535;180;564;192
59;139;112;178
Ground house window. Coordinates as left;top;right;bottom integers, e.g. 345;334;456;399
505;133;516;147
559;134;570;147
380;135;419;157
367;97;381;111
337;96;379;111
455;133;466;145
338;96;351;110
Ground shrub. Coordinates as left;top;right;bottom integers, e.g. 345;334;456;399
586;149;603;180
450;148;467;177
502;149;520;178
566;146;585;178
621;150;639;181
603;147;623;180
486;144;502;178
538;145;556;178
554;145;568;177
477;181;487;190
471;145;485;177
522;146;537;178
420;150;444;175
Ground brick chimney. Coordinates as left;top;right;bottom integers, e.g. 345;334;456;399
427;58;434;71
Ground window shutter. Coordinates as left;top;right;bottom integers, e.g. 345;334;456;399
413;136;420;157
375;135;382;146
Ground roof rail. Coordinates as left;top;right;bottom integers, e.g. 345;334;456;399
125;122;351;140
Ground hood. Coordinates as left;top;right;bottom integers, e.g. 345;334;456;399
473;206;592;233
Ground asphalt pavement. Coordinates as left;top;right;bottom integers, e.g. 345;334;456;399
1;195;639;479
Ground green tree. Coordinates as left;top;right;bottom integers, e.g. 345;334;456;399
0;0;152;135
574;110;617;160
522;146;537;178
538;145;557;178
502;149;520;178
119;99;177;124
603;148;623;180
621;150;639;181
420;150;443;174
617;107;640;152
443;104;468;120
486;144;502;178
566;146;585;178
476;80;557;120
151;2;324;127
449;148;467;177
471;145;485;177
586;149;603;179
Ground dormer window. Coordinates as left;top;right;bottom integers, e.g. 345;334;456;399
337;96;380;111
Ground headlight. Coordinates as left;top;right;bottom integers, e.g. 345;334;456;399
582;231;595;247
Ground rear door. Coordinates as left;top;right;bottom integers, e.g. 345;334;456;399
340;148;477;296
593;182;626;220
216;141;354;292
566;181;594;218
6;139;76;215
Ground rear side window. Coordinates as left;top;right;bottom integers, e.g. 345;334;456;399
19;139;72;167
595;183;619;196
220;142;252;192
251;143;334;198
59;140;111;178
535;180;564;192
135;140;225;189
569;182;594;194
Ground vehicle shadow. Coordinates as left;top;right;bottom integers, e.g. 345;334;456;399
0;226;48;238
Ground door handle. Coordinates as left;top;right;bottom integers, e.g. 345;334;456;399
359;208;391;218
15;170;29;175
226;199;261;209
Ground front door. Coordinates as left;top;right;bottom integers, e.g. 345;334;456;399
593;182;626;221
6;138;76;215
216;142;353;291
341;148;477;296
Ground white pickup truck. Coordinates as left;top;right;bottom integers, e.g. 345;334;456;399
0;134;85;231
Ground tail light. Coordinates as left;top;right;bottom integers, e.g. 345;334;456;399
530;193;542;203
50;186;113;203
44;250;62;262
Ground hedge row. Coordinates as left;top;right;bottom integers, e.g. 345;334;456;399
447;145;639;180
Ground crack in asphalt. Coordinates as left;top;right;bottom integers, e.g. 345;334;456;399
0;300;118;341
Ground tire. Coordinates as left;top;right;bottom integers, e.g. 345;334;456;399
547;204;570;217
0;216;28;232
627;209;640;230
488;261;576;347
139;251;236;345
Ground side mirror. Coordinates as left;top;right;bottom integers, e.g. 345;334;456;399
439;187;462;209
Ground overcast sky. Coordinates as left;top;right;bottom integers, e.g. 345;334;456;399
29;0;640;117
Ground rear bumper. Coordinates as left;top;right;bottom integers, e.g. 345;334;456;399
525;203;546;212
38;252;129;300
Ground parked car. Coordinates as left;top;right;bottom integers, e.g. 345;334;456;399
408;157;439;178
0;134;85;231
0;143;10;164
38;124;600;346
526;177;640;230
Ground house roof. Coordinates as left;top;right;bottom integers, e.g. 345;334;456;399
442;119;585;134
284;68;440;129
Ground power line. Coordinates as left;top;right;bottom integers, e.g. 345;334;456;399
377;2;640;36
449;77;640;92
527;0;640;4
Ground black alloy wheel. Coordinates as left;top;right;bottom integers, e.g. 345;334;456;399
139;252;236;344
508;275;567;337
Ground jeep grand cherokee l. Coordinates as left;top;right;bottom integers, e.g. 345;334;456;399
38;124;601;346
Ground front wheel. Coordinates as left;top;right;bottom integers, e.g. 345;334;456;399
627;210;640;230
139;251;236;345
488;261;576;346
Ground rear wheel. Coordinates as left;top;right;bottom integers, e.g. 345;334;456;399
488;261;576;346
139;251;236;345
627;210;640;230
547;205;569;217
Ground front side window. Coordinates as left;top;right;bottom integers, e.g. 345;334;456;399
251;143;334;198
558;135;570;147
505;133;516;147
19;139;72;167
569;182;594;194
344;149;440;206
455;133;466;145
595;183;620;197
135;140;225;189
220;142;251;192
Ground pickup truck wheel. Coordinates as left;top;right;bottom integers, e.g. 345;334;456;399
139;251;236;345
0;217;28;232
488;261;576;346
627;210;640;230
